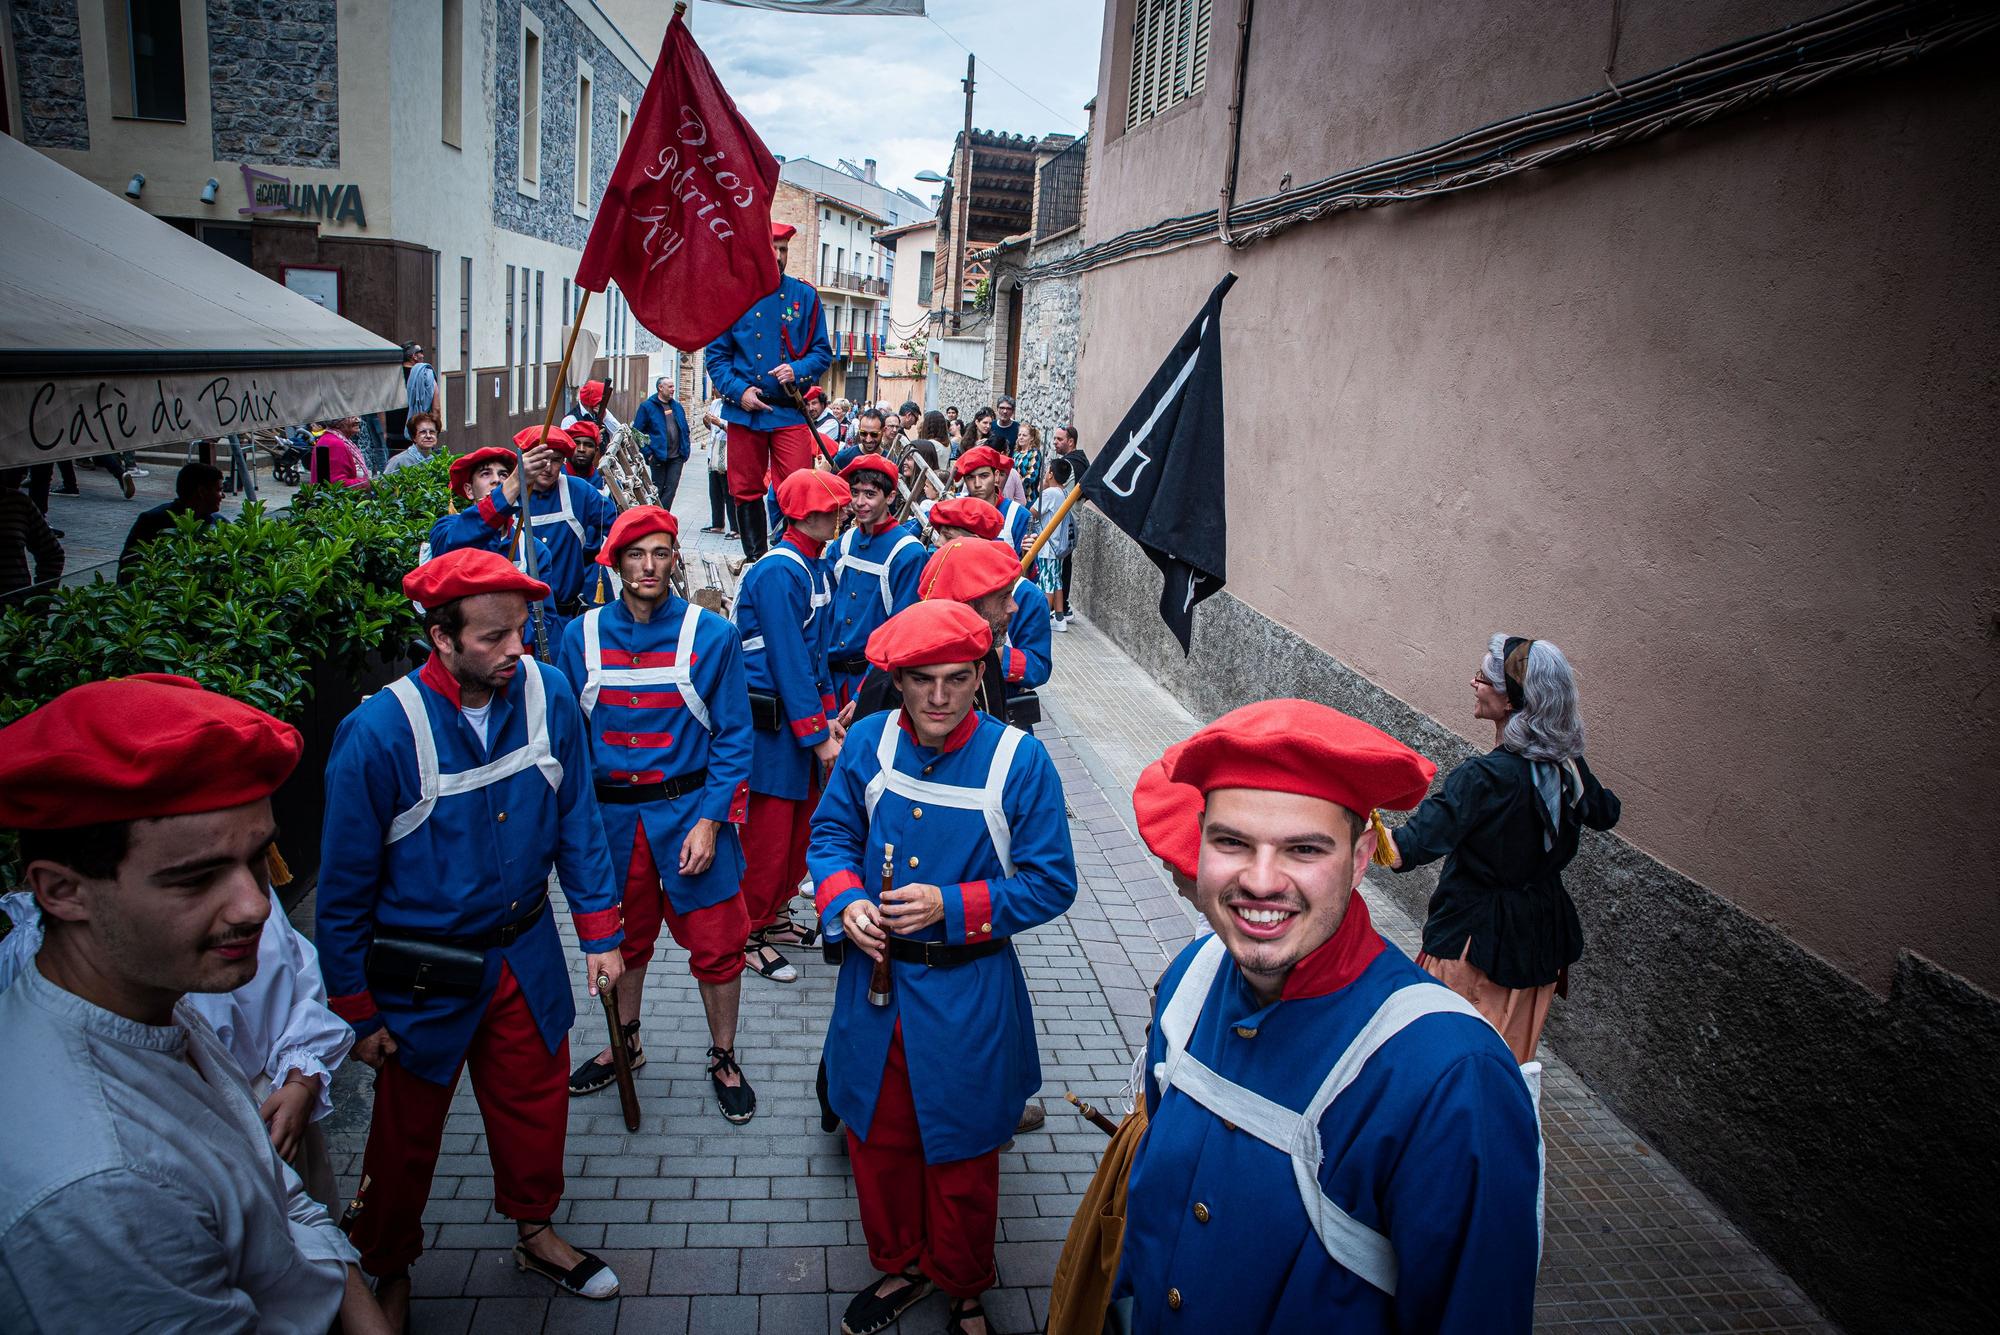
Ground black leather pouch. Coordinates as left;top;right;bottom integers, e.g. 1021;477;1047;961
366;936;486;1000
747;688;784;732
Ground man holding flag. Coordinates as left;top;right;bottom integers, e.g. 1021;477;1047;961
705;222;834;562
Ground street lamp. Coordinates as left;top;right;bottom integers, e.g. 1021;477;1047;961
913;170;946;182
200;178;220;204
125;173;145;199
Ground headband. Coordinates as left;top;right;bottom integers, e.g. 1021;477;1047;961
1501;637;1535;709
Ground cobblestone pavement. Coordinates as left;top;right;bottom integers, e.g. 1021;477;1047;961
304;455;1836;1332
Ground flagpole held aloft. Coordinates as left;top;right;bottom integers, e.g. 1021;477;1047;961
1018;482;1084;574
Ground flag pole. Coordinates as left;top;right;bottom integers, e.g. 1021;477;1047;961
520;286;593;649
1018;481;1084;574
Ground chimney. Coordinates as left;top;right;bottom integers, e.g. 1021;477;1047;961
864;158;878;183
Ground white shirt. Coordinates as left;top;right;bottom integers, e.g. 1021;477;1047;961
0;966;355;1332
461;698;494;748
0;891;353;1121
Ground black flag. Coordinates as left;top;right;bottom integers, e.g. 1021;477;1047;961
1081;273;1235;652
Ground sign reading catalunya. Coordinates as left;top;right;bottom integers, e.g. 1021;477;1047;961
238;164;367;227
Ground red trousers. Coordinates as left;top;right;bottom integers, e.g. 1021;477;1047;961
351;964;567;1276
726;421;820;501
741;783;816;932
848;1028;1001;1298
621;825;749;984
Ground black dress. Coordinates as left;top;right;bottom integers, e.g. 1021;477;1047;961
1390;748;1620;990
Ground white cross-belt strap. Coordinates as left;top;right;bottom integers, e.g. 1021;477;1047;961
764;543;832;608
836;533;922;615
1152;937;1537;1297
577;603;713;733
862;718;1026;877
529;476;586;546
384;661;564;844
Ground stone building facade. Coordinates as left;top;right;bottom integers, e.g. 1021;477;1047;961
207;0;340;166
8;0;88;150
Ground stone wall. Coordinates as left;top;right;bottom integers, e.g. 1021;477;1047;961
1011;231;1084;435
9;0;89;150
1071;508;2000;1334
206;0;340;165
932;365;986;417
490;0;645;248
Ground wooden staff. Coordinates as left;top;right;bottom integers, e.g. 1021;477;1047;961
1065;1090;1120;1137
520;288;594;646
597;970;641;1132
869;844;896;1007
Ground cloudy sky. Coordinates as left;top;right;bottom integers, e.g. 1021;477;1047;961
603;0;1104;198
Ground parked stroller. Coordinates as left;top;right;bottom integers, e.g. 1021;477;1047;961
256;428;313;484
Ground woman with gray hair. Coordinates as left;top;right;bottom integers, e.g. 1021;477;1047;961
1386;634;1621;1060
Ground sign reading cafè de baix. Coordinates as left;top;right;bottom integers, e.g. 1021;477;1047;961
238;164;367;227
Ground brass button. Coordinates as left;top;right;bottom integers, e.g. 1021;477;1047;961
912;806;923;818
1167;1288;1182;1310
980;921;992;933
1192;1202;1209;1223
908;856;919;869
1222;1119;1236;1132
509;900;519;911
1233;1026;1258;1039
496;812;508;823
923;765;933;774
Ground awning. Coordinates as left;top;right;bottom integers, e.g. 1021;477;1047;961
0;133;404;468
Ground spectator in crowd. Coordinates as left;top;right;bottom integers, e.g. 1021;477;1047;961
0;468;65;600
833;408;889;473
27;459;80;519
385;342;423;445
0;677;389;1333
381;411;445;476
352;413;391;478
632;375;691;507
1386;635;1622;1061
308;418;373;489
566;379;625;435
1051;425;1088;613
118;462;224;583
989;396;1020;454
1037;455;1077;630
945;406;960;428
970;407;995;450
703;392;735;538
817;396;854;447
898;401;921;438
406;342;438;418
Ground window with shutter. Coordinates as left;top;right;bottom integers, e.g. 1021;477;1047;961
1126;0;1211;133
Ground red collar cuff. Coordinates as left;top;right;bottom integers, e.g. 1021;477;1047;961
896;707;980;755
1278;893;1386;1000
784;531;826;559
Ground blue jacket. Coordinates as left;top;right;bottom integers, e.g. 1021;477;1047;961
997;497;1033;554
1003;577;1052;690
809;708;1076;1162
557;596;754;913
526;473;618;605
734;531;836;800
631;395;690;463
1113;922;1542;1332
828;519;928;693
705;276;832;432
426;496;564;656
315;656;623;1085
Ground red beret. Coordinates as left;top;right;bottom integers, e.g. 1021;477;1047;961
514;425;577;459
803;386;826;405
1134;740;1200;882
599;505;680;566
953;444;1012;479
928;496;1003;540
0;675;302;830
566;419;603;443
776;469;851;520
865;599;993;672
403;546;550;606
771;222;797;243
577;380;607;409
841;454;899;490
1169;700;1437;816
918;538;1018;604
449;445;515;496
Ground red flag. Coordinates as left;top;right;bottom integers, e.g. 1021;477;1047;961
575;13;779;350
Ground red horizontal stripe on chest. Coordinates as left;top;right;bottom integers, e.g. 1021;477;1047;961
597;690;684;709
600;731;675;748
597;650;694;668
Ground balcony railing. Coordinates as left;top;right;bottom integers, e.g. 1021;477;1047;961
821;267;889;296
1035;136;1086;240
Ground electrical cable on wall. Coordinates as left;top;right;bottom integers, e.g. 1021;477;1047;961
1018;0;1994;283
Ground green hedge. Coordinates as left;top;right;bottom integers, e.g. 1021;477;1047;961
0;458;453;728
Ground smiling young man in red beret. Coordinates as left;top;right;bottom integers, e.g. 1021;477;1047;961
513;424;618;616
556;507;760;1123
826;453;927;705
315;547;628;1318
1109;700;1544;1334
705;221;835;561
951;445;1032;553
809;600;1078;1335
0;676;391;1333
426;442;567;656
733;469;851;981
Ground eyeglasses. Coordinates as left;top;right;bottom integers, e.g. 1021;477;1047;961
858;431;881;441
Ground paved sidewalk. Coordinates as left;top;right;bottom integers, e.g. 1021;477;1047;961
307;467;1835;1332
